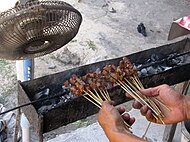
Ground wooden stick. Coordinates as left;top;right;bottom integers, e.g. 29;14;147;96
83;90;102;106
94;89;104;102
121;80;160;116
101;90;109;101
133;75;144;89
124;78;165;119
129;77;142;90
126;78;160;113
152;98;171;112
125;79;152;105
152;113;164;124
98;89;108;101
87;89;103;104
83;95;101;108
129;80;164;118
103;90;111;101
152;113;159;121
159;117;165;124
116;82;144;105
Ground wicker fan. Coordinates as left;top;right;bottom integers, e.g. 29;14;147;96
0;0;82;60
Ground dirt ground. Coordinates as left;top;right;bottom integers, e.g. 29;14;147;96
0;0;190;141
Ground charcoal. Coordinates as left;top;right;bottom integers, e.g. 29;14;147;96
136;52;185;77
140;68;147;76
35;84;74;113
65;94;72;100
150;54;160;62
167;53;177;59
146;66;157;74
38;104;57;114
34;88;50;100
161;66;171;71
135;64;142;69
155;65;162;73
62;86;70;94
38;105;54;114
166;56;184;67
172;56;184;65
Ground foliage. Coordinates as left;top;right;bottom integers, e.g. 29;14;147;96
86;40;97;51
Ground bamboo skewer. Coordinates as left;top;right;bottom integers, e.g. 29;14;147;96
153;98;171;112
133;74;170;114
89;89;103;103
98;89;108;101
123;77;165;123
86;89;131;129
105;90;111;101
102;90;110;101
129;79;166;119
74;78;131;129
116;77;160;117
102;64;166;124
116;82;144;105
83;90;102;106
83;95;101;109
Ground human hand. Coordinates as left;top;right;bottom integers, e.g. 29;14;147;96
98;101;146;142
127;84;187;124
118;106;136;127
98;101;135;133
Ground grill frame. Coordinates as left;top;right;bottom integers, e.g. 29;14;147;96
18;38;190;135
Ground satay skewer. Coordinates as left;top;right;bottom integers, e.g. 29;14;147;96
71;77;131;129
102;61;165;123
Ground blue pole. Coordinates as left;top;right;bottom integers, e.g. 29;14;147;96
23;59;34;81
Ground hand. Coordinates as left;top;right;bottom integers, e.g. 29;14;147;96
128;84;187;124
98;101;146;142
118;106;136;127
98;101;134;133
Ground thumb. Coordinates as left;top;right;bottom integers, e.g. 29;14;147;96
140;87;159;97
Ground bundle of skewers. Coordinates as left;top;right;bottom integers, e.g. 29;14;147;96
102;57;169;124
64;73;111;109
64;68;131;129
64;57;169;125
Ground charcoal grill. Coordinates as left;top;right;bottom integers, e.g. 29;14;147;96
18;38;190;138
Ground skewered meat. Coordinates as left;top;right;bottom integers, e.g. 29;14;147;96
64;57;138;96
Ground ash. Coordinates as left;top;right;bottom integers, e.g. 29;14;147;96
136;53;184;77
35;85;74;114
